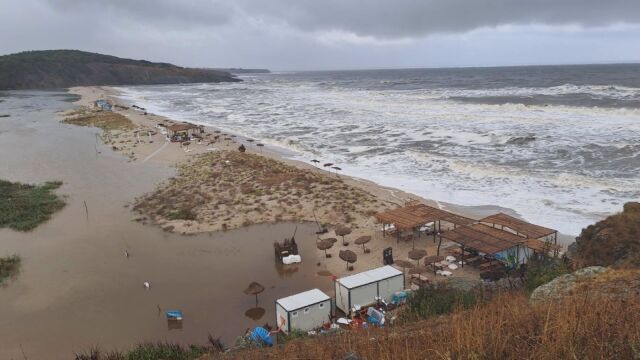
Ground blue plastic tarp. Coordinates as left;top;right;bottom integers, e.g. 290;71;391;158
250;326;273;347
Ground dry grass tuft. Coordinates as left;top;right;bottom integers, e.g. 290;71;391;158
208;290;640;360
133;151;388;233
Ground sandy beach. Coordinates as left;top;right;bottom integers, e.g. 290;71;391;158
67;86;506;281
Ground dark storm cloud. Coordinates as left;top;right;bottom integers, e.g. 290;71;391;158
47;0;234;29
237;0;640;38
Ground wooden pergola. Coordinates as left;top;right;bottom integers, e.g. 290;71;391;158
480;213;559;255
439;223;524;267
375;201;475;242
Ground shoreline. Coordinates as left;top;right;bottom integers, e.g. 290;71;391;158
67;85;574;244
69;87;509;220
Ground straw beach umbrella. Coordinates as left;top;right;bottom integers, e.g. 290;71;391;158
354;235;371;253
317;239;334;258
423;255;445;275
339;250;357;271
323;163;334;167
335;225;352;246
409;266;431;275
256;143;264;152
408;249;427;266
243;281;265;307
394;259;414;281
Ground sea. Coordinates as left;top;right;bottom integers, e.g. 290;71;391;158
114;64;640;236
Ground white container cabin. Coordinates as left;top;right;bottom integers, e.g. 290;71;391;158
275;288;331;334
334;265;404;315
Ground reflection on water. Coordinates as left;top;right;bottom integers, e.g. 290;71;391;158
244;307;266;321
167;320;184;331
0;91;331;359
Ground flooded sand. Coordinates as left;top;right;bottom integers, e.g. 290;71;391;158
0;91;331;359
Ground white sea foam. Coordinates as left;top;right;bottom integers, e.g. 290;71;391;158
114;77;640;236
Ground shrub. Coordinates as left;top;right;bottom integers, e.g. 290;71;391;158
401;284;477;322
524;255;571;293
0;179;65;231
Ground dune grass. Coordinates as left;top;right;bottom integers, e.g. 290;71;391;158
0;255;21;285
64;108;134;131
75;341;223;360
0;179;65;231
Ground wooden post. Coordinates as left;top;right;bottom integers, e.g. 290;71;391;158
437;234;442;256
461;245;464;268
382;223;386;238
433;222;437;243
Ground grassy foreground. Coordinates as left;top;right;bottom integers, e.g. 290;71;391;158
0;179;65;231
0;255;21;285
77;286;640;360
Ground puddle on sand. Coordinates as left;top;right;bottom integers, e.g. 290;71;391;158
0;91;333;359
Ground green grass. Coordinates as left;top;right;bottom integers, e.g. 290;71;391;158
75;341;222;360
0;255;21;285
400;284;478;322
0;179;65;231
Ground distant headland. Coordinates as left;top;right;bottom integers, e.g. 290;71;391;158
0;50;241;90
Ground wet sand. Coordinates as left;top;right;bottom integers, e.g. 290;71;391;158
0;91;331;359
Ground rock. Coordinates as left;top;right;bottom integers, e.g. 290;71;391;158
530;266;607;303
506;135;536;145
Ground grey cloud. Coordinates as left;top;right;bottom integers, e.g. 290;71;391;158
47;0;234;29
236;0;640;38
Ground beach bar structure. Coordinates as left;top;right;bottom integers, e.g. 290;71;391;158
480;213;558;242
440;223;527;266
335;265;404;315
166;123;201;141
375;201;475;242
275;289;331;334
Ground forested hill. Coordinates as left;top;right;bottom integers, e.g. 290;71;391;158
0;50;240;90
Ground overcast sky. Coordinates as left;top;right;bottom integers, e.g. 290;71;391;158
2;0;640;70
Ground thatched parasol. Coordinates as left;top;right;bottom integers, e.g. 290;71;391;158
339;250;357;271
423;255;445;265
394;259;414;270
323;163;334;167
244;281;265;307
335;225;352;246
409;266;431;275
324;237;338;244
256;143;264;152
394;259;414;281
408;249;427;266
317;239;334;258
354;235;371;253
423;255;446;275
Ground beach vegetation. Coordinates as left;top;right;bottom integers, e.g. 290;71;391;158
524;255;571;293
75;341;221;360
0;179;65;231
133;151;389;233
64;109;134;131
574;202;640;268
399;284;478;322
0;255;21;286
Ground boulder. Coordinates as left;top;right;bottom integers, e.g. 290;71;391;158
530;266;607;303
